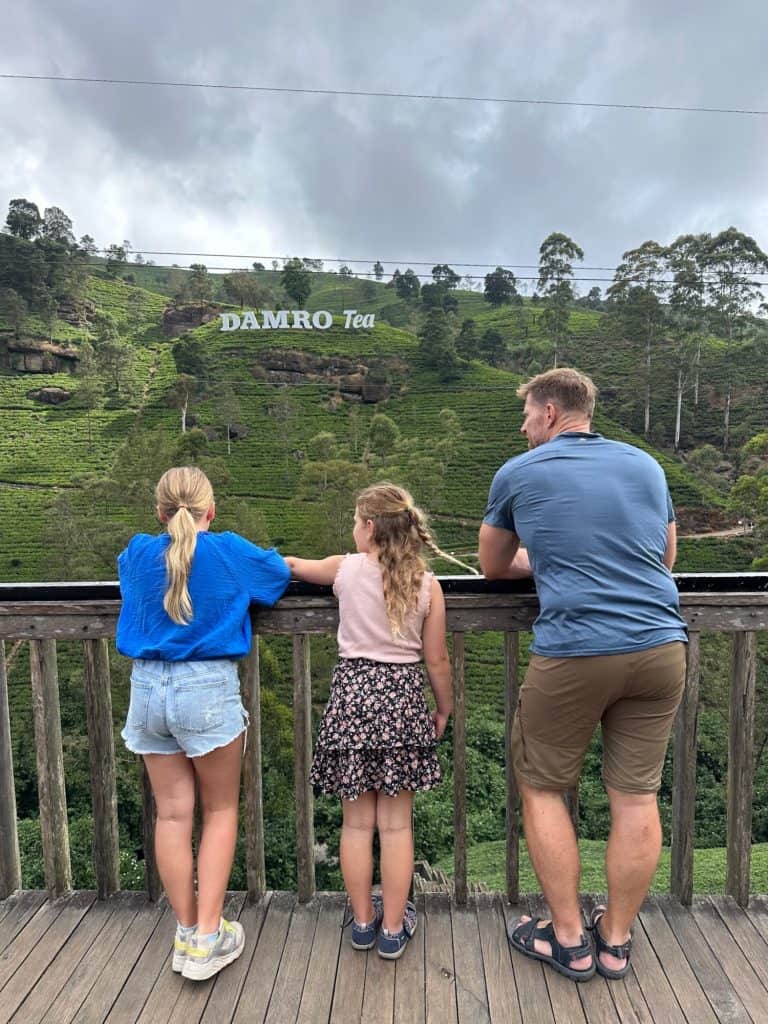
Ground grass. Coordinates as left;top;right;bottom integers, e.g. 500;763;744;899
436;838;768;894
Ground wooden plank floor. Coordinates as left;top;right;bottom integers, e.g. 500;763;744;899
1;891;767;1023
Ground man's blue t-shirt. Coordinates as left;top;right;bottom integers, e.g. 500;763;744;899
483;432;687;656
116;531;291;661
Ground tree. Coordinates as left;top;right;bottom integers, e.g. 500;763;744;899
281;258;312;306
94;324;134;399
608;240;668;438
373;261;384;281
105;244;127;278
367;414;400;459
188;263;213;312
252;261;265;271
418;309;458;379
172;334;213;385
168;374;199;434
78;235;98;257
41;207;75;246
0;288;28;339
395;268;421;303
667;234;709;449
223;271;272;309
215;384;243;456
456;319;479;360
480;328;507;367
431;264;461;290
338;265;353;278
76;374;105;450
702;228;768;450
5;199;41;240
537;232;584;368
484;266;520;307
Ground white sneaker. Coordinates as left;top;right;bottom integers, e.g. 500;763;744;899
182;918;245;981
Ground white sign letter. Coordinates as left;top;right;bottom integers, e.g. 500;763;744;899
312;310;333;330
241;311;259;330
220;313;240;331
292;310;311;329
343;309;356;328
262;310;289;330
362;314;375;328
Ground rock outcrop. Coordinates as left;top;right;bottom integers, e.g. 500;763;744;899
0;337;80;373
252;349;406;403
162;304;220;338
26;386;73;405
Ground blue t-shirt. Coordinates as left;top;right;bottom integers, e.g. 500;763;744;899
116;531;291;661
483;432;687;656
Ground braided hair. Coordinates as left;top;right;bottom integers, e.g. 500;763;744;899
355;482;478;638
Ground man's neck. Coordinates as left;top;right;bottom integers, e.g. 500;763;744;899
550;418;593;438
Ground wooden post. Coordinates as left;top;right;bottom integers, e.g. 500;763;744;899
141;764;161;901
452;632;467;906
241;635;266;901
671;632;700;905
82;639;120;898
293;635;315;902
0;641;21;898
29;639;71;898
504;631;520;903
726;631;756;907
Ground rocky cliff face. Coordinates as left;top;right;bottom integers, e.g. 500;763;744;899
251;348;406;403
0;336;80;373
162;304;220;338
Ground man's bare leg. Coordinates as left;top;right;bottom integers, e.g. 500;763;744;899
598;787;661;972
514;782;591;970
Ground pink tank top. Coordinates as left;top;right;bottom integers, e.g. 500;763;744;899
333;553;433;662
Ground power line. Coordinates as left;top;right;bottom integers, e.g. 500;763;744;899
1;254;767;286
1;72;767;117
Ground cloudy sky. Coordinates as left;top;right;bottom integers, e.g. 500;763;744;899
2;0;767;287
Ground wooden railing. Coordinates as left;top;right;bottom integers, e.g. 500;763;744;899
0;575;766;908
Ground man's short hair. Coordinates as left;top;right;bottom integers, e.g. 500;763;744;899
517;367;598;419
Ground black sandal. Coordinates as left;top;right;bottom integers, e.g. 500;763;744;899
588;906;632;980
508;916;596;982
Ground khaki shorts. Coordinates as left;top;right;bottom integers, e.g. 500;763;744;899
511;642;686;794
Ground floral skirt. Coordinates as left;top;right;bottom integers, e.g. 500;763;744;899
310;658;442;800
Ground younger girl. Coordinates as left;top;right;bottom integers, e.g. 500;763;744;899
117;466;290;981
286;482;461;960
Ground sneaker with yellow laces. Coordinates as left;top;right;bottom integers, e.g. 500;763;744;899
172;923;197;973
182;918;245;981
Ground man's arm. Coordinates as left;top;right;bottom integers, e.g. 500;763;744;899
478;523;532;579
663;521;677;570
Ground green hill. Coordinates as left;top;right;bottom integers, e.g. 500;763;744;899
0;267;761;581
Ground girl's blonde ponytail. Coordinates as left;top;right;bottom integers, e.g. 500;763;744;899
155;467;214;625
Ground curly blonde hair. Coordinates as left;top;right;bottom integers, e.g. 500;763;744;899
356;482;476;638
155;466;214;624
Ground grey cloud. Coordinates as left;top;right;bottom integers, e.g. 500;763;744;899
1;0;766;273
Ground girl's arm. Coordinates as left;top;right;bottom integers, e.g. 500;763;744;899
284;554;344;586
422;577;453;738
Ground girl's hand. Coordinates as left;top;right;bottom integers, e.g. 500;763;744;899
432;709;450;739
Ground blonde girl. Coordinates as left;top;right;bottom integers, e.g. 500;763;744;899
286;483;468;960
117;466;290;981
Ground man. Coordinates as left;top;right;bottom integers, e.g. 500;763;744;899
479;367;686;983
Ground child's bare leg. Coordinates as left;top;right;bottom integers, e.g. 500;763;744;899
340;792;377;923
377;791;414;933
143;753;197;926
192;735;243;934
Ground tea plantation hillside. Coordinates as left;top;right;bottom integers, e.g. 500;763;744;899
0;266;760;582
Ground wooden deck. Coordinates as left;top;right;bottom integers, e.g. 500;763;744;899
1;892;768;1023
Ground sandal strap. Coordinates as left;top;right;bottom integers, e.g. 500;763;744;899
589;909;632;960
516;918;591;965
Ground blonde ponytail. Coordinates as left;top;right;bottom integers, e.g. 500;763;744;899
155;467;214;625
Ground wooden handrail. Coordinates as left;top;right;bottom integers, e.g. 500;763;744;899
0;575;766;907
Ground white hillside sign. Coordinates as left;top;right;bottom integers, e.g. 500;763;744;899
220;309;375;331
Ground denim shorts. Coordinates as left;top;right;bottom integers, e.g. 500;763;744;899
121;659;249;758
